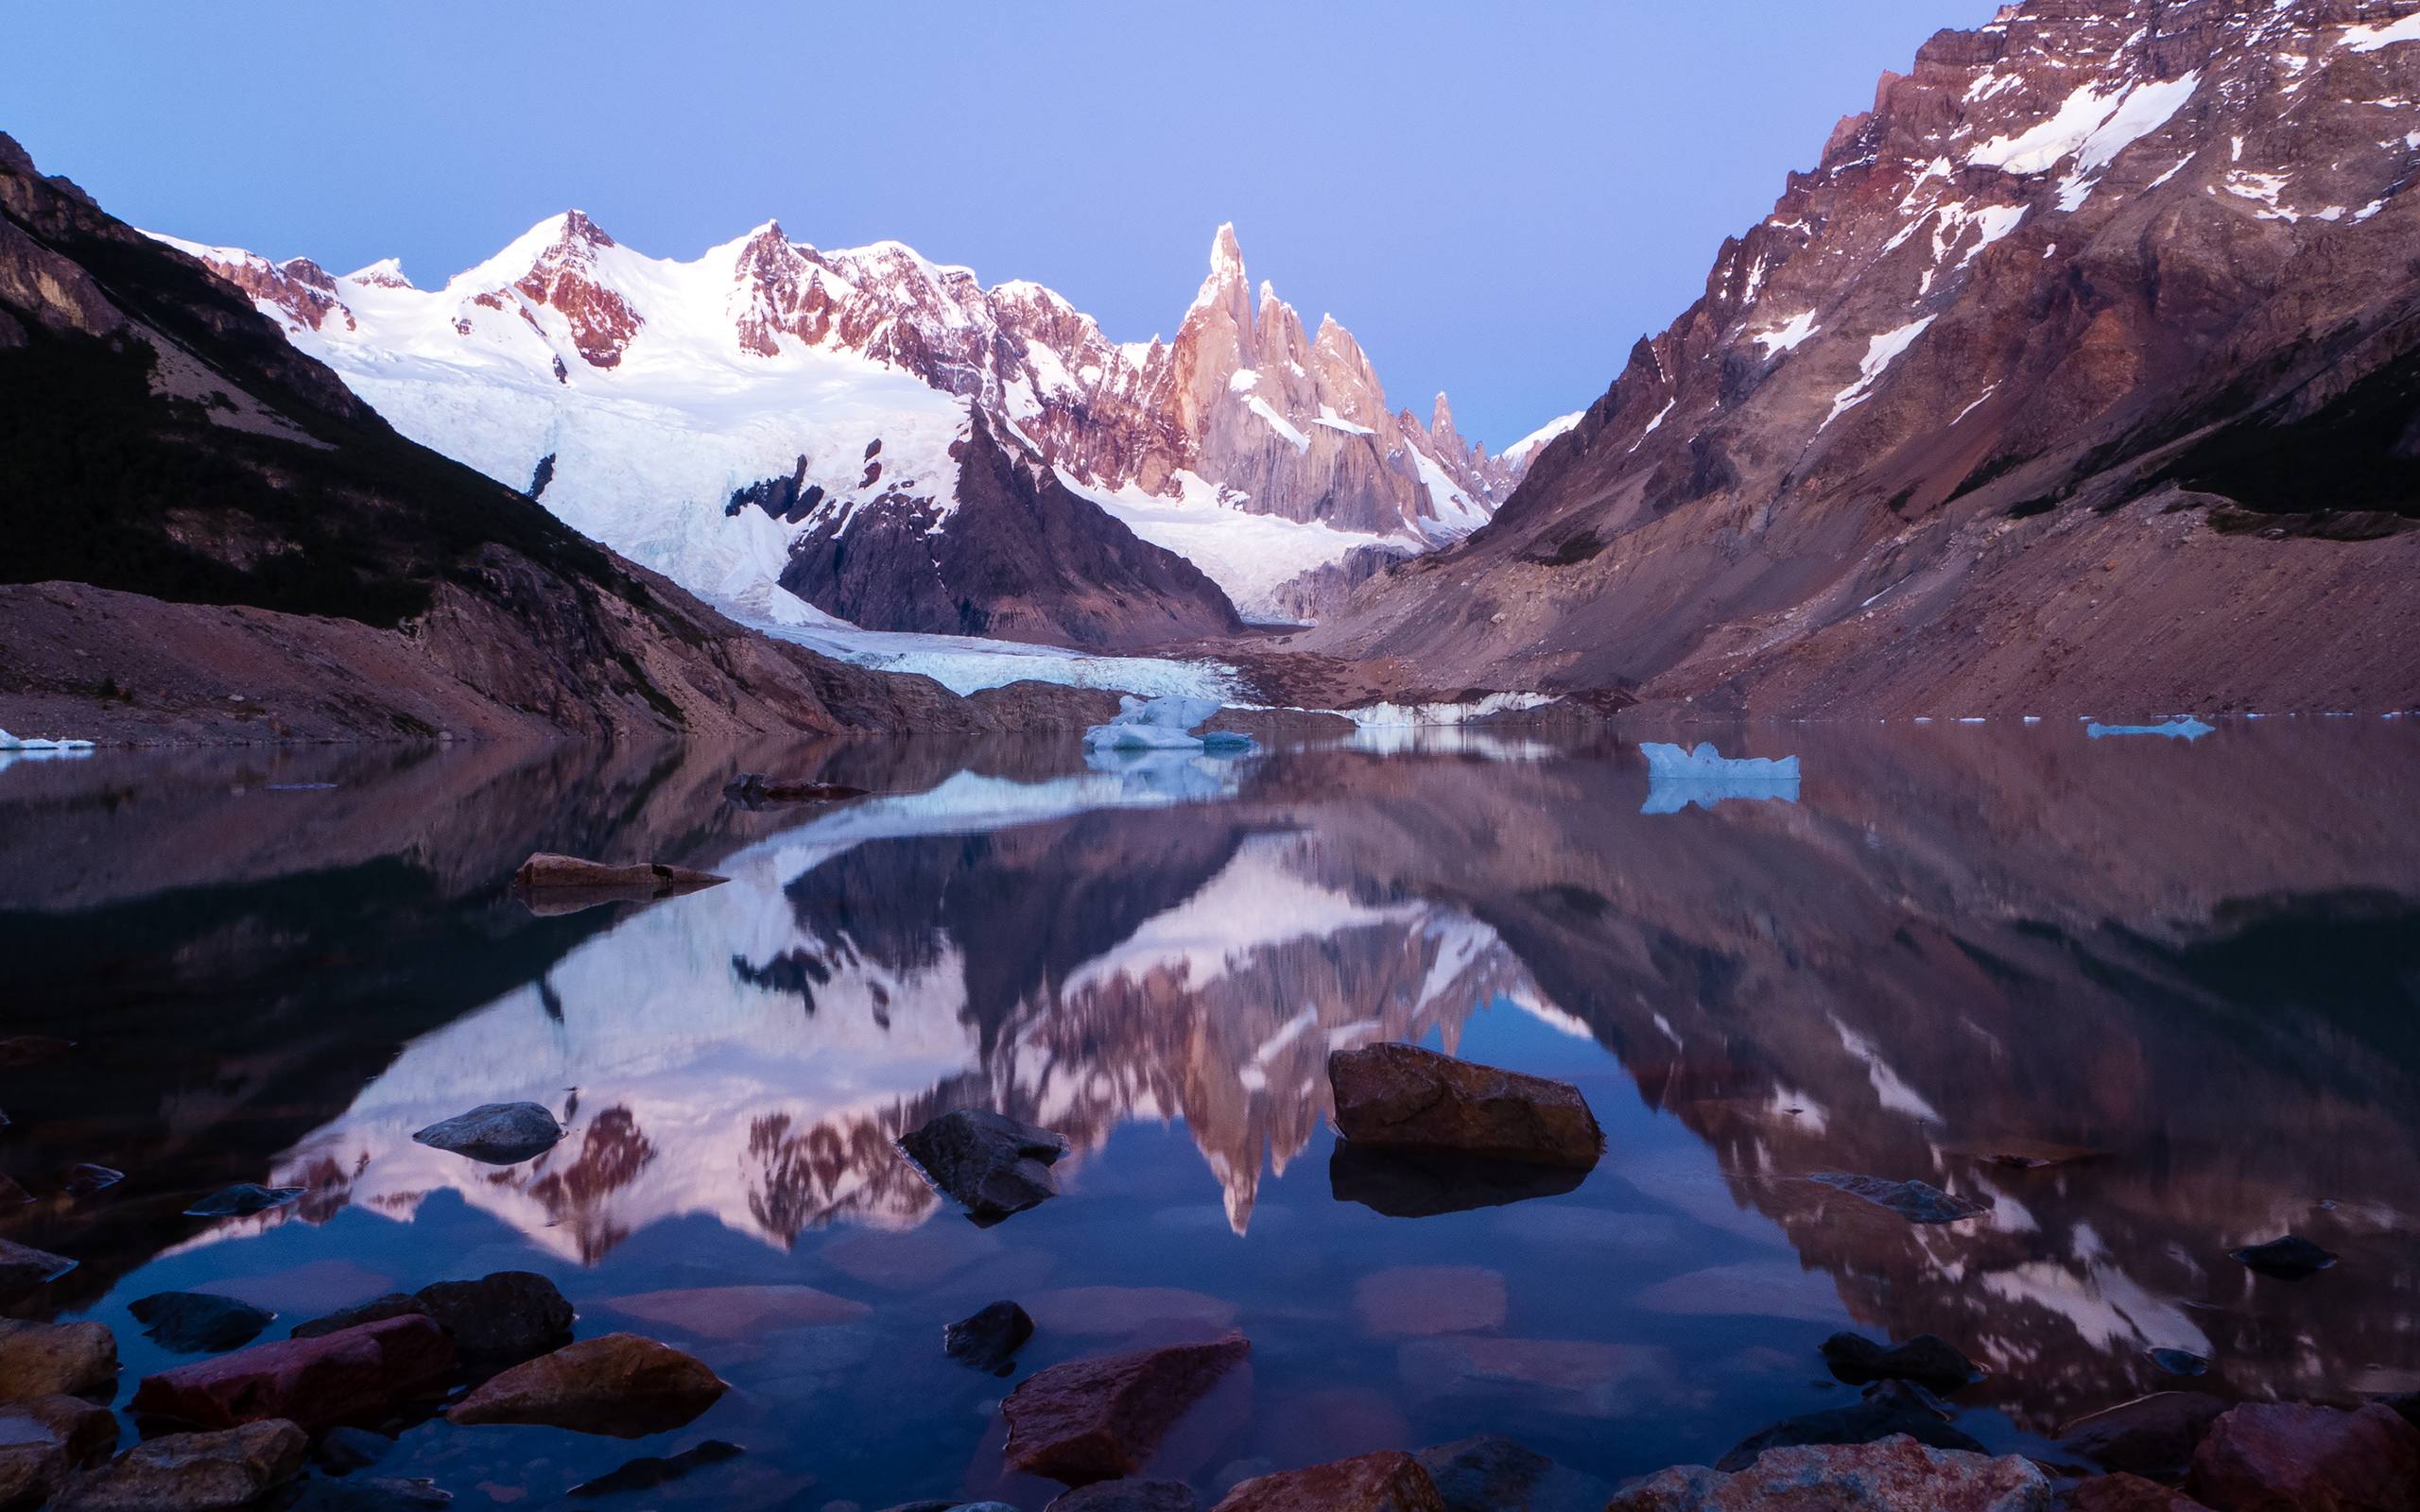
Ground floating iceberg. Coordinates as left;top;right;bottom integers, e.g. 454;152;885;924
2085;717;2214;741
1640;741;1801;814
0;730;95;751
1081;695;1255;754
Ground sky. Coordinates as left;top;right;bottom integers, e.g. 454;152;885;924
14;1;1998;450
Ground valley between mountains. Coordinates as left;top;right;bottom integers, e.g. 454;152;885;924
8;0;2420;742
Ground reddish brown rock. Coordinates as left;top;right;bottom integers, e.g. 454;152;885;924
445;1332;725;1438
0;1321;115;1402
2061;1394;2232;1483
1211;1451;1445;1512
2067;1473;2216;1511
1046;1482;1200;1512
1606;1436;2051;1510
512;852;726;898
53;1420;305;1512
2187;1402;2420;1512
1327;1043;1601;1170
128;1315;453;1432
1003;1332;1251;1486
0;1395;116;1469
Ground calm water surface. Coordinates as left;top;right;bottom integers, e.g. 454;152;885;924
3;721;2416;1507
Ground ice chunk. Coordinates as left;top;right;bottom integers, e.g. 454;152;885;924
1081;695;1255;754
0;730;95;751
1640;741;1802;814
2085;717;2215;741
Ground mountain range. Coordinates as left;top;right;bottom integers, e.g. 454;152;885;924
161;215;1535;647
7;0;2420;739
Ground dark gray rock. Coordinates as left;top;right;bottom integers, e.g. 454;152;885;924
898;1109;1069;1224
0;1239;75;1291
1716;1380;1985;1472
182;1184;304;1219
413;1272;572;1363
408;1104;564;1166
1806;1173;1988;1223
130;1294;274;1354
2149;1348;2210;1377
2229;1234;2337;1280
1416;1435;1609;1512
1819;1332;1980;1393
944;1301;1033;1376
2059;1391;2231;1481
1045;1480;1199;1511
309;1426;392;1475
60;1166;122;1197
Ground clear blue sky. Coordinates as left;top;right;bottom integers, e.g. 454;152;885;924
14;1;1995;449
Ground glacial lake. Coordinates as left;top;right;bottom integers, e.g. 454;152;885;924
2;719;2416;1508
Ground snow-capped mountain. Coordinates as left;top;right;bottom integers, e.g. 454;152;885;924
1315;0;2420;714
160;216;1537;644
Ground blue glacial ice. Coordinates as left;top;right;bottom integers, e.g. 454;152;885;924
1081;695;1256;754
1640;741;1801;814
2085;717;2215;741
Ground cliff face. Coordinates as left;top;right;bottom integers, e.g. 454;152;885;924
0;133;994;743
1314;0;2420;714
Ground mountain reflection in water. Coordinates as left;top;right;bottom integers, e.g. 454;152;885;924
3;723;2416;1499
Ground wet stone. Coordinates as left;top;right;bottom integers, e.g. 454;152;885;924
408;1104;565;1166
1820;1332;1981;1393
569;1438;743;1497
291;1296;431;1342
130;1294;275;1355
60;1166;122;1197
413;1271;574;1362
944;1301;1033;1375
182;1184;304;1219
2187;1401;2420;1512
0;1320;116;1402
1327;1043;1601;1171
2228;1233;2338;1280
1046;1480;1201;1511
444;1332;727;1439
2150;1347;2211;1377
129;1315;455;1433
1608;1437;2051;1512
309;1426;393;1475
2059;1392;2231;1483
53;1420;307;1512
286;1478;454;1511
1211;1451;1446;1512
0;1240;76;1292
897;1108;1069;1225
1003;1332;1252;1486
1414;1435;1610;1512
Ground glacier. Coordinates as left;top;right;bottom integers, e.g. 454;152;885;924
1081;695;1256;753
1640;741;1802;814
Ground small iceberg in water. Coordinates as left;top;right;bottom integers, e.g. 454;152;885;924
0;730;95;752
1082;695;1255;754
2085;717;2215;741
1640;741;1801;814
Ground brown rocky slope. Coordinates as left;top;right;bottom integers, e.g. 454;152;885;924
1308;0;2420;715
0;133;1008;743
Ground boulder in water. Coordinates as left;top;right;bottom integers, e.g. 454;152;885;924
897;1109;1069;1224
409;1103;564;1165
130;1295;274;1355
1327;1044;1601;1171
445;1333;726;1438
52;1420;305;1512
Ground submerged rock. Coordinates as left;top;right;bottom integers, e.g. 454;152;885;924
0;1240;76;1291
1003;1332;1251;1485
2228;1234;2338;1280
1806;1173;1988;1224
1608;1437;2051;1511
60;1165;123;1196
409;1103;565;1165
182;1184;304;1219
2058;1392;2230;1482
445;1332;726;1438
1717;1381;1983;1471
1327;1044;1601;1171
54;1420;306;1512
723;773;870;806
1046;1480;1201;1511
290;1297;431;1342
2187;1401;2420;1512
511;853;727;914
286;1476;453;1510
944;1300;1033;1376
1819;1332;1980;1393
0;1320;116;1401
0;1395;117;1467
898;1108;1070;1224
310;1425;393;1475
2150;1348;2210;1378
569;1438;743;1497
129;1316;454;1432
130;1294;275;1355
1414;1435;1609;1512
1327;1144;1586;1218
414;1271;574;1362
1212;1451;1444;1511
2066;1474;2216;1511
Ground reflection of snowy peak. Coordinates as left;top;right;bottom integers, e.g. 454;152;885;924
157;218;1543;634
268;785;1544;1254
